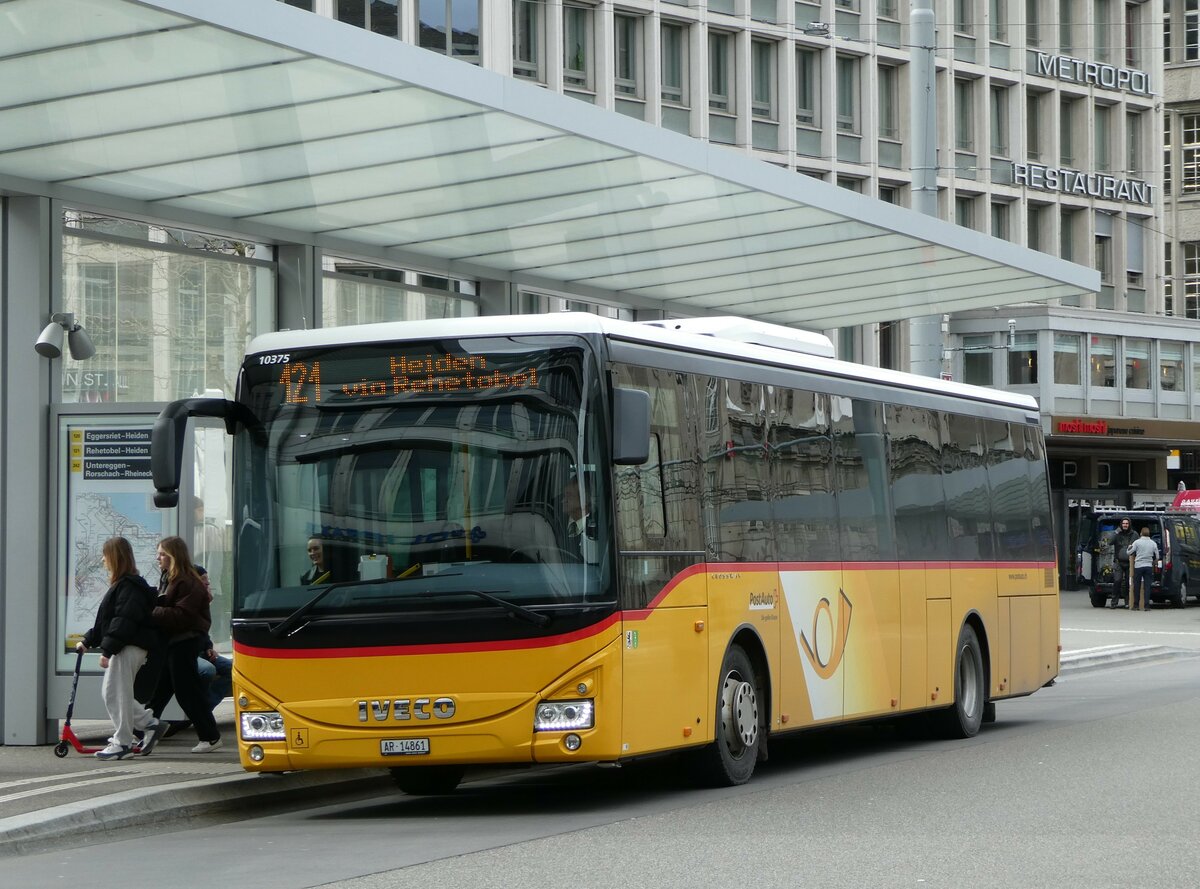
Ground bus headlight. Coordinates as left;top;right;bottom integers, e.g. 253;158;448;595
240;711;285;741
534;700;594;731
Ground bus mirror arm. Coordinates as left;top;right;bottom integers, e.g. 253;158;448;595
151;397;262;508
611;387;651;465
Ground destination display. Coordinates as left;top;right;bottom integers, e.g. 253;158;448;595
247;342;570;408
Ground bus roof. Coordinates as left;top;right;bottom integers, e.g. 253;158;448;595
248;314;1040;414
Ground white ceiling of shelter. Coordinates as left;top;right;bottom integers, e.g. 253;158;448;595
0;0;1098;328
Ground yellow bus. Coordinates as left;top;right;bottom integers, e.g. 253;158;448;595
152;314;1058;793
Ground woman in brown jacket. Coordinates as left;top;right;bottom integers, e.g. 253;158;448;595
147;536;222;752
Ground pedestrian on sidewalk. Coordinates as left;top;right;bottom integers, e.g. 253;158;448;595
1127;526;1160;613
146;536;223;753
77;537;168;761
154;565;233;741
1110;517;1137;608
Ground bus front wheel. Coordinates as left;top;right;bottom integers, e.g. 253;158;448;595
691;644;761;787
933;624;986;740
389;765;464;796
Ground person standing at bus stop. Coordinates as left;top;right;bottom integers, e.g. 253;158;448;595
1110;517;1137;608
1127;527;1159;613
147;536;223;752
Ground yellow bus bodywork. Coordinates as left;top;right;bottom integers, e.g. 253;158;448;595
233;562;1058;772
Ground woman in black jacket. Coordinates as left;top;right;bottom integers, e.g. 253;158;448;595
77;537;168;760
148;536;222;752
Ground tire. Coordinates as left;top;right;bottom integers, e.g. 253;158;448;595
1088;585;1107;608
389;765;465;796
1175;578;1189;609
932;624;986;740
690;644;762;787
53;741;70;758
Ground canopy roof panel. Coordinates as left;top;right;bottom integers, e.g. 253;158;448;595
0;0;1098;327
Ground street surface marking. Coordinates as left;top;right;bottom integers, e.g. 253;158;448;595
0;768;175;804
0;767;139;792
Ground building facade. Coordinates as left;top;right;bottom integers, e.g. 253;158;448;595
273;0;1177;577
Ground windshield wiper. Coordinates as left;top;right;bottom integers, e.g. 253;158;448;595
270;575;421;638
456;589;551;627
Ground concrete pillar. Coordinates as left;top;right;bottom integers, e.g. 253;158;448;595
276;244;321;331
1;196;54;744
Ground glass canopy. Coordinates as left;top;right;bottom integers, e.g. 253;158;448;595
0;0;1098;327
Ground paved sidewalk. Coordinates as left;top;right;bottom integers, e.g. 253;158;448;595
4;587;1199;857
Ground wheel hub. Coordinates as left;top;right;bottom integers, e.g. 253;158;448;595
721;675;758;750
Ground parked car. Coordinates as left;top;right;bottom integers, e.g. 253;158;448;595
1078;509;1200;608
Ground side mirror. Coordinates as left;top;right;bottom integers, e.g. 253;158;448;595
611;387;650;466
151;397;261;507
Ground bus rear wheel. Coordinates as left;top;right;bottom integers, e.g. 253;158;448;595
932;624;986;740
389;765;464;796
691;644;761;787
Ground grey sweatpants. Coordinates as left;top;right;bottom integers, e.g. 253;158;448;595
102;645;157;747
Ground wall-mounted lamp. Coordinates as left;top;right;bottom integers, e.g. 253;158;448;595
35;312;95;360
802;21;831;37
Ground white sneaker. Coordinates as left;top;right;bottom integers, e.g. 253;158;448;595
95;742;131;760
191;739;223;754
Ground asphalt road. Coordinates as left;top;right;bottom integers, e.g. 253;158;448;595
11;652;1200;889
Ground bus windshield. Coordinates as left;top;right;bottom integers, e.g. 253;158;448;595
231;335;613;627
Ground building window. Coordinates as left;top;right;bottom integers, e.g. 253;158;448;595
563;4;592;89
751;40;776;119
990;0;1008;41
339;0;404;37
879;185;900;204
1027;0;1041;46
417;1;479;60
991;201;1010;240
1166;241;1175;316
1161;342;1185;392
835;55;860;134
1026;91;1042;161
709;31;733;111
837;177;864;193
879;0;899;18
1008;333;1038;385
1183;115;1200;194
1094;0;1112;62
1053;333;1081;385
1094;104;1111;172
1165;117;1174;196
878;65;899;140
1126;111;1142;177
797;48;820;126
614;13;641;97
513;0;544;81
279;0;313;9
1125;338;1150;390
1165;1;1173;64
1124;1;1141;67
1028;203;1048;252
990;86;1009;157
955;0;975;35
1060;0;1075;53
661;22;687;105
963;335;994;386
1061;208;1078;262
955;79;975;151
1096;232;1112;283
1090;335;1116;388
956;195;977;230
1184;242;1200;319
1060;97;1076;167
1189;0;1200;62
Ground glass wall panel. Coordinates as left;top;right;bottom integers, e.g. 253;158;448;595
1125;337;1150;389
1160;341;1185;392
61;216;273;402
1090;334;1116;388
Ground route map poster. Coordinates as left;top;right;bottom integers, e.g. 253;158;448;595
57;417;174;671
